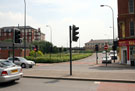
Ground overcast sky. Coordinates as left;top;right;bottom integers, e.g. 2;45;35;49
0;0;118;47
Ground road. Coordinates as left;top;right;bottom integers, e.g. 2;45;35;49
25;53;135;73
0;78;99;91
1;78;135;91
22;53;135;82
32;53;103;72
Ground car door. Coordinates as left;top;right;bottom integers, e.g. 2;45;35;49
14;58;21;66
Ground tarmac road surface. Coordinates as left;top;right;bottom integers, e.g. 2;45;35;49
1;78;135;91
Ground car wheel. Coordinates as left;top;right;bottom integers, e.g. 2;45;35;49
10;80;15;83
29;65;33;68
21;63;26;68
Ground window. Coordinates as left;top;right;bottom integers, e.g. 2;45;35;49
29;32;31;35
29;37;31;40
4;33;6;36
9;33;11;36
8;29;11;32
130;46;135;61
129;0;134;13
130;21;134;36
4;29;7;32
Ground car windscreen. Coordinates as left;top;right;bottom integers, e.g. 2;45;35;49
19;57;27;61
0;60;15;67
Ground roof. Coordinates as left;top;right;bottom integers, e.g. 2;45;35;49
86;39;113;44
1;26;37;30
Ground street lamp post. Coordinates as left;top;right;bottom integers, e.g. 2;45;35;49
24;0;26;58
100;5;115;63
46;25;52;59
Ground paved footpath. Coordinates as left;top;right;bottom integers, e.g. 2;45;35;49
23;53;135;83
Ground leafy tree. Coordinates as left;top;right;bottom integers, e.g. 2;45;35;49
31;40;56;54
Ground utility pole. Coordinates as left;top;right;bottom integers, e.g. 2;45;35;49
24;0;26;58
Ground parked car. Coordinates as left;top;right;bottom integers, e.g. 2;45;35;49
0;59;23;83
102;56;112;63
102;51;106;54
7;57;35;68
109;50;117;60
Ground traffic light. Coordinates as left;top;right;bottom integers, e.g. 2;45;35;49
72;25;79;42
34;45;38;52
112;45;117;51
95;44;99;51
15;29;21;43
114;41;118;47
113;41;118;50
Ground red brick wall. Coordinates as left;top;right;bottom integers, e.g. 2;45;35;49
118;0;129;15
0;49;30;59
118;0;135;39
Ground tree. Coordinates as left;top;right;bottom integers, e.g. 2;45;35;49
31;40;57;54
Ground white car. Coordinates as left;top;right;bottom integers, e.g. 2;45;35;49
109;50;117;60
102;56;112;63
0;59;23;83
7;57;35;68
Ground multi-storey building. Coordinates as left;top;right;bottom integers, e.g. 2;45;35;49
85;39;113;51
118;0;135;65
0;26;45;58
0;26;45;42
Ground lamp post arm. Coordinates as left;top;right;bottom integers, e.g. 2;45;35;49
102;5;115;42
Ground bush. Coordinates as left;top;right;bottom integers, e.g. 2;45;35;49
29;50;44;57
26;53;92;63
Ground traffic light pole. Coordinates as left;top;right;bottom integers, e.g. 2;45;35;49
96;51;98;64
12;29;15;63
69;26;72;76
114;45;115;63
106;50;108;67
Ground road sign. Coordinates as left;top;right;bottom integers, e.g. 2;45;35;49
104;44;108;50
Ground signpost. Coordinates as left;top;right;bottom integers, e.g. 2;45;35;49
104;44;108;50
104;44;108;67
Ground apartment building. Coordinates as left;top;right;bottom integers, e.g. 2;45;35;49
0;26;45;42
0;26;45;58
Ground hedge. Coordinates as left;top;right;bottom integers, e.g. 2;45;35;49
26;53;92;63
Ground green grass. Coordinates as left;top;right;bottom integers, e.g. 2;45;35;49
26;53;92;63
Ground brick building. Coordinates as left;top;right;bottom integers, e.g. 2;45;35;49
85;39;113;51
118;0;135;65
0;26;45;42
0;26;45;58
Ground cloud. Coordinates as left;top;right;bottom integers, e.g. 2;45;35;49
0;11;42;29
0;0;118;47
29;0;91;14
44;17;111;47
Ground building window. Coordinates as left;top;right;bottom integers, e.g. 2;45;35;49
4;33;6;36
28;32;31;35
129;0;134;13
4;29;7;32
130;21;134;36
130;46;135;61
9;33;11;36
8;29;11;32
29;37;31;40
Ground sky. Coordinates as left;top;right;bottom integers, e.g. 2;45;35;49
0;0;118;47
